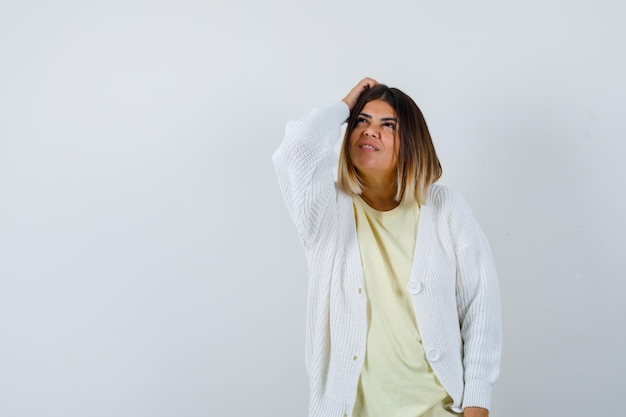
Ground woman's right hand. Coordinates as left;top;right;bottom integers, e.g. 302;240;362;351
342;77;378;111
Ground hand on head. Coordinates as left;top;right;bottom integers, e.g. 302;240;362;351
342;77;378;111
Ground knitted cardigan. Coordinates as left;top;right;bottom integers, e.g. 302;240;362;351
272;101;502;417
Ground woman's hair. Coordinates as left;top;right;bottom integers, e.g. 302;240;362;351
337;84;442;205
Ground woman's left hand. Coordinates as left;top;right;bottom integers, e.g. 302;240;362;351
463;407;489;417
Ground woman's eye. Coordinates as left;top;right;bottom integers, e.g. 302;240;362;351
383;122;396;129
357;117;367;123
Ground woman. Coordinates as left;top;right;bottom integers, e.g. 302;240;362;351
273;78;501;417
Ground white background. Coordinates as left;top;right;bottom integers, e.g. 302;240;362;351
1;1;625;416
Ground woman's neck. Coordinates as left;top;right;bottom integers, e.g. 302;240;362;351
360;180;398;211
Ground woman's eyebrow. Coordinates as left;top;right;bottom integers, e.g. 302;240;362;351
359;113;397;122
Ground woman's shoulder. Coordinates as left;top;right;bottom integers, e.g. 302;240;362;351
427;184;485;242
427;184;467;207
427;184;478;223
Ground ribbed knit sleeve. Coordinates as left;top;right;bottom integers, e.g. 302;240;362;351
441;188;502;410
272;101;349;247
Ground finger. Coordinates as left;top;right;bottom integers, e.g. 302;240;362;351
342;77;379;110
359;77;378;90
354;77;378;98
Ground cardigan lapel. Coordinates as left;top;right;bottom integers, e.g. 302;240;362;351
410;189;435;283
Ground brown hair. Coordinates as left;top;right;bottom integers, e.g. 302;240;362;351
337;84;442;205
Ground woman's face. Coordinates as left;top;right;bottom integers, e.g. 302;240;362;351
349;99;399;182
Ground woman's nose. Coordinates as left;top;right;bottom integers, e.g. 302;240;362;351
364;126;379;137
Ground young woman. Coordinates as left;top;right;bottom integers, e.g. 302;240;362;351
273;78;501;417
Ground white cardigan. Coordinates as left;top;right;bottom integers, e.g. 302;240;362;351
272;101;502;417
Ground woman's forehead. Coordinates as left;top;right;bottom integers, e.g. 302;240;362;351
360;99;396;119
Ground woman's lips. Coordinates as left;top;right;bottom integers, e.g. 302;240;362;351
359;143;378;151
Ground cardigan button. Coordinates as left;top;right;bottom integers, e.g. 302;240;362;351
407;281;422;294
426;349;441;362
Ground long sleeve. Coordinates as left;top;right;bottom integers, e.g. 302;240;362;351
272;101;349;247
449;194;502;410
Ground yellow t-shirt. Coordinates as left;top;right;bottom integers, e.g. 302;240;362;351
352;195;460;417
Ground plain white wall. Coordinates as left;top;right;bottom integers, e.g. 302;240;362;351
1;1;624;416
